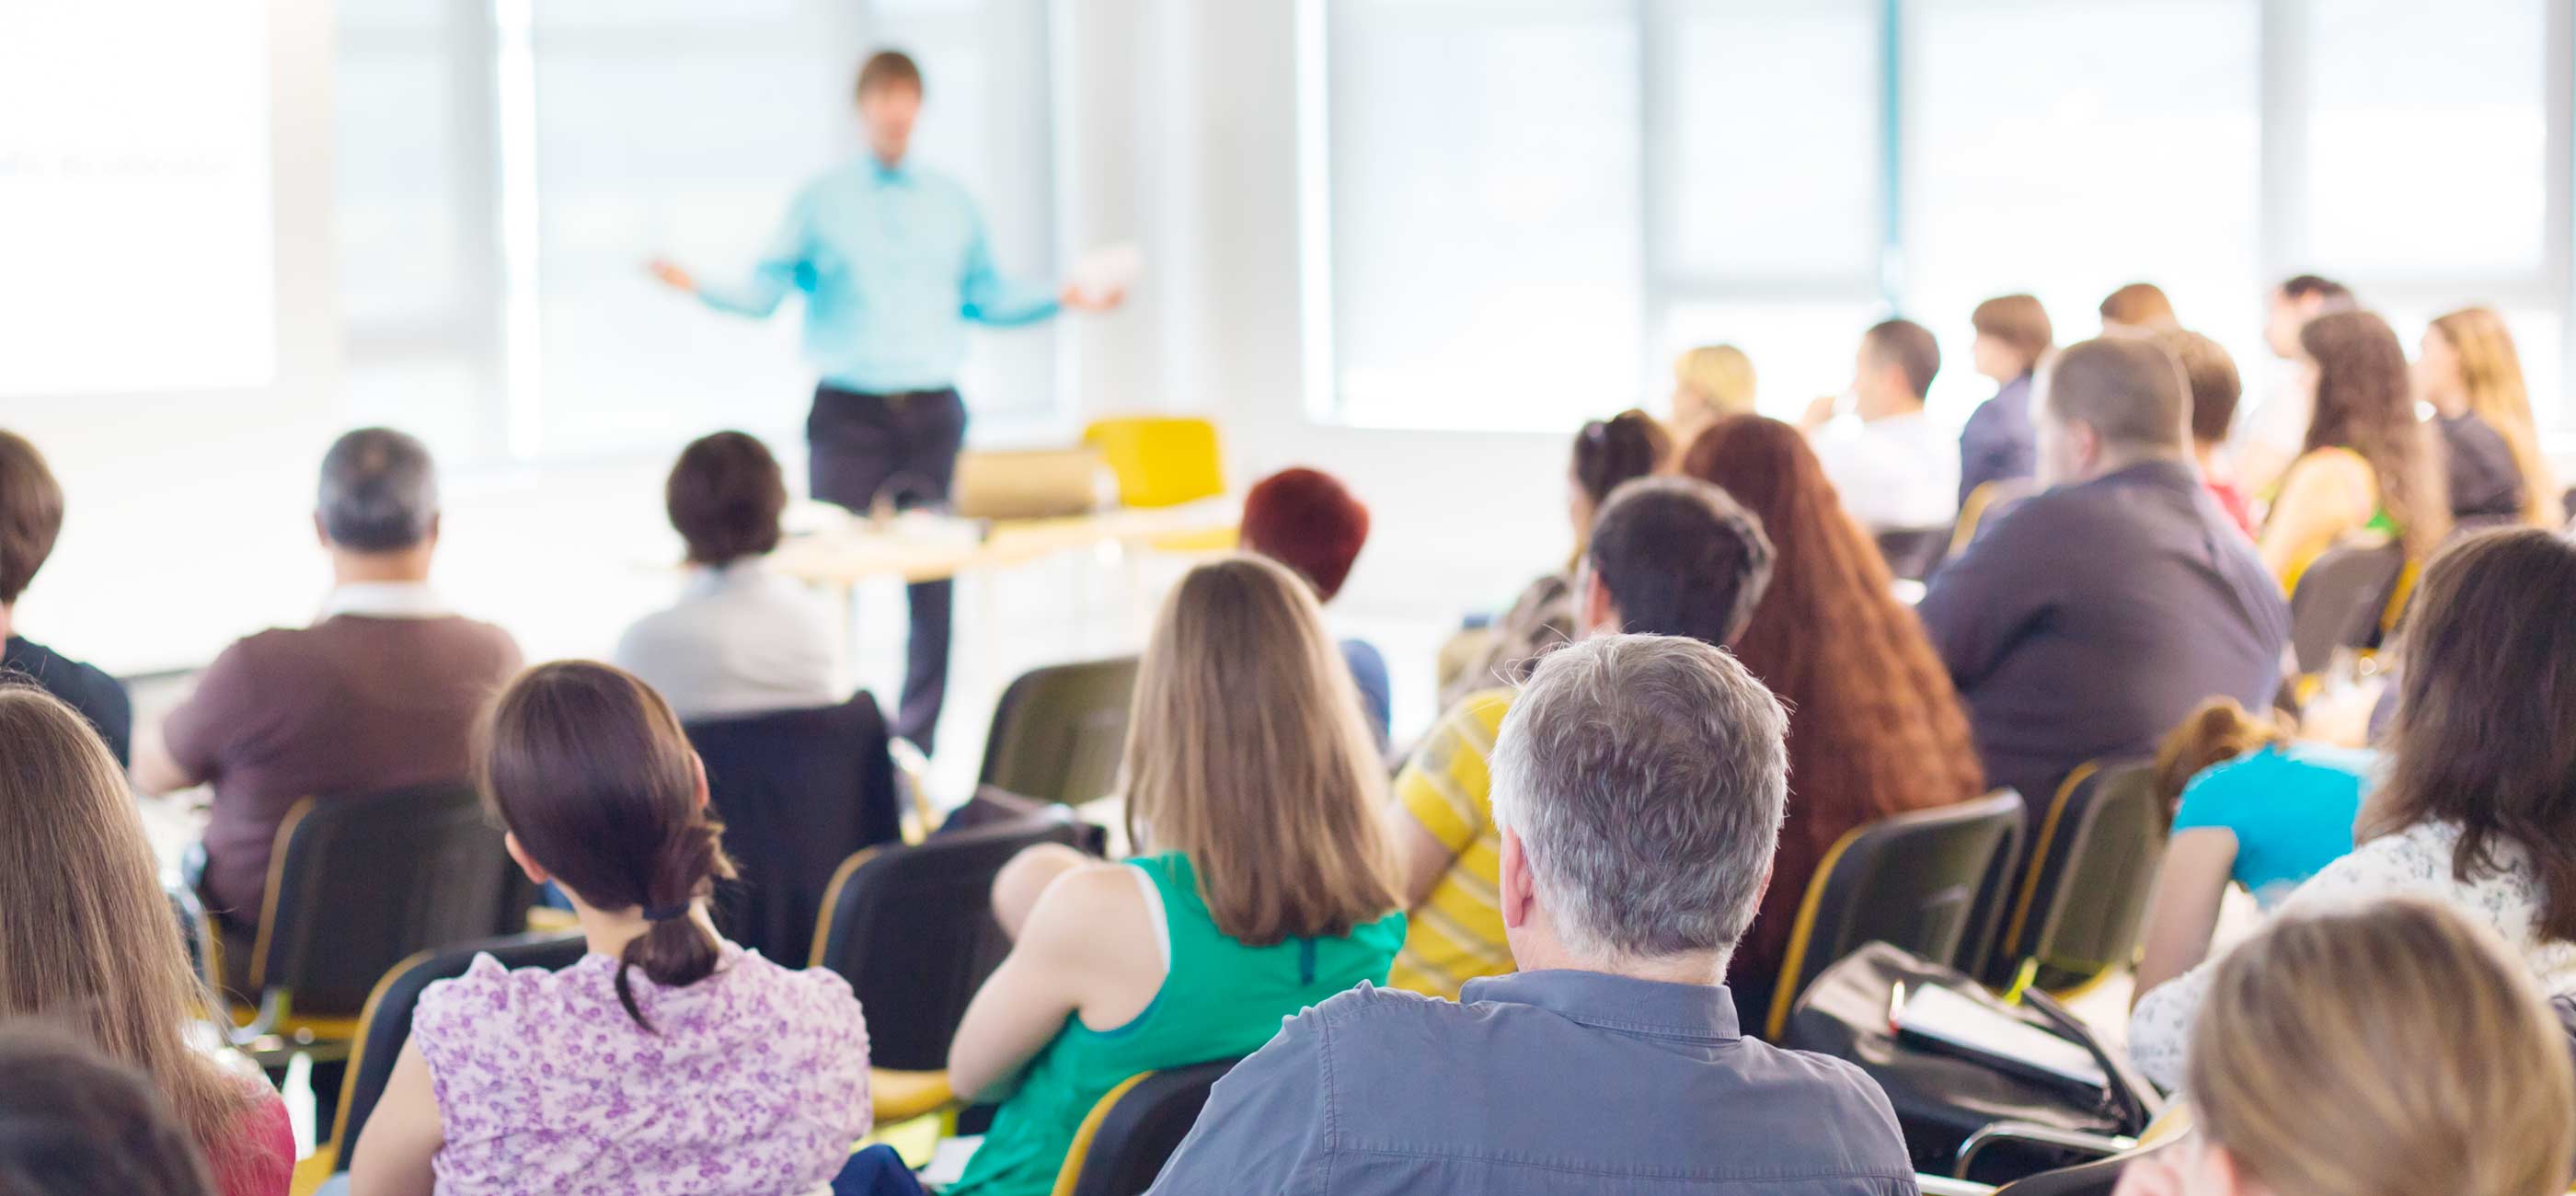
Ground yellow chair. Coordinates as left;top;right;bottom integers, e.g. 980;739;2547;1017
1082;417;1225;509
1049;1060;1238;1196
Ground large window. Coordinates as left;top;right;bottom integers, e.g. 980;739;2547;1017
333;0;1062;466
1315;0;2576;434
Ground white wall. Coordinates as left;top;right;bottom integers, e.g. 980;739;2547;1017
1058;0;1576;625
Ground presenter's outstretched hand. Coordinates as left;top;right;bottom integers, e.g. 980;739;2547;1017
647;259;697;293
1061;283;1125;314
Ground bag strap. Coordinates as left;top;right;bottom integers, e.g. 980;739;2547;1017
2024;986;2166;1133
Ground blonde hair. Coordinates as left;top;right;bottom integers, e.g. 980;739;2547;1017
1673;345;1757;423
2431;306;2563;526
0;687;255;1162
1121;555;1398;945
2189;897;2576;1196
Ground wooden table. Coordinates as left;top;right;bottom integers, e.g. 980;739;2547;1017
765;499;1240;587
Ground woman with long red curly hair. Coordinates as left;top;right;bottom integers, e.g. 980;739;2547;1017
1680;415;1987;1019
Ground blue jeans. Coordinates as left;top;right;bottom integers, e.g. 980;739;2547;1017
834;1144;928;1196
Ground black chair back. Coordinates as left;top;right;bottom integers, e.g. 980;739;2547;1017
1994;1152;2134;1196
1989;761;2163;993
253;782;531;1017
1766;790;2025;1038
329;933;587;1173
1876;525;1955;582
686;692;902;960
810;811;1100;1070
2287;541;2406;674
1064;1060;1240;1196
977;656;1138;805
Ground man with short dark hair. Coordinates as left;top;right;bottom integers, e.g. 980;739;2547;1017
649;49;1121;755
2237;273;2358;494
2153;328;2256;535
1919;339;2288;820
615;431;837;720
1382;476;1774;998
0;430;131;763
1802;317;1958;531
134;428;522;928
1149;635;1915;1196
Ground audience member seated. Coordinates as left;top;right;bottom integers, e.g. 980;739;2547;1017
1390;477;1773;999
0;1025;226;1196
2130;697;2373;1002
2129;528;2576;1088
1239;466;1390;741
2112;899;2573;1196
2419;305;2563;527
1680;415;1986;1019
134;428;523;932
1442;410;1666;709
1959;293;2053;506
1800;318;1957;532
2152;328;2258;535
1667;342;1757;451
2099;281;2179;334
0;688;293;1196
2235;273;2357;497
349;661;873;1196
939;555;1404;1196
615;431;837;720
0;430;132;763
1148;635;1916;1195
1919;338;2288;824
2259;310;2450;588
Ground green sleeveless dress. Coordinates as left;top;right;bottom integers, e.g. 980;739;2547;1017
947;851;1405;1196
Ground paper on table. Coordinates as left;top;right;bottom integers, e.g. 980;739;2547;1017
1069;242;1142;300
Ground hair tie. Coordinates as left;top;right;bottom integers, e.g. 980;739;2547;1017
641;903;689;924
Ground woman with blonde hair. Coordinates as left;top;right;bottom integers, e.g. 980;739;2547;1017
2419;305;2563;527
1668;343;1756;449
0;687;293;1196
2113;897;2574;1196
2258;309;2450;588
943;554;1406;1196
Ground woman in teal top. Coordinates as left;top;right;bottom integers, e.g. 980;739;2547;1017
944;555;1408;1196
2133;699;2376;1005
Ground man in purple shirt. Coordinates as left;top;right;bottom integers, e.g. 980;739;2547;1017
1918;337;2289;816
1148;635;1915;1196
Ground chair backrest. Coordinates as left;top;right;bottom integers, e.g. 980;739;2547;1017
1082;417;1225;509
1949;478;2038;557
1767;789;2026;1038
1055;1059;1240;1196
685;692;902;960
810;811;1100;1071
1876;525;1956;582
1993;1152;2133;1196
978;656;1139;806
1991;760;2164;994
329;932;587;1172
2288;541;2406;674
253;781;532;1016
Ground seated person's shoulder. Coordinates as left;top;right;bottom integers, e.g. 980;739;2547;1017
415;952;552;1041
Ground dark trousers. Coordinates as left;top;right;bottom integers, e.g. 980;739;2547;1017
808;385;967;753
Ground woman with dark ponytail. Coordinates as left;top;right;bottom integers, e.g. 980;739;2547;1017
348;661;875;1196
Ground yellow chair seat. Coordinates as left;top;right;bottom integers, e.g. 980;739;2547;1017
872;1068;956;1124
1147;526;1238;554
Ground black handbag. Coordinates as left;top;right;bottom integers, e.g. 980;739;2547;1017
1784;942;2162;1183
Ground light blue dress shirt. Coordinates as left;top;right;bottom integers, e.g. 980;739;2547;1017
696;157;1059;394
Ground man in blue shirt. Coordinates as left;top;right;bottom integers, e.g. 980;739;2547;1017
651;50;1117;752
1148;635;1915;1196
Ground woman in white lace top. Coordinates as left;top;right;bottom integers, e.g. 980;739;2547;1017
2129;527;2576;1089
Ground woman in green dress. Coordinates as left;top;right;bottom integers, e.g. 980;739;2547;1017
944;554;1408;1196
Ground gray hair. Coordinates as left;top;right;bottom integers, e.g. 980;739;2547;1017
317;428;438;552
1490;633;1789;965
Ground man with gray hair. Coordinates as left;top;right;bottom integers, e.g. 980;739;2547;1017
136;428;522;937
1920;337;2287;823
1149;635;1916;1195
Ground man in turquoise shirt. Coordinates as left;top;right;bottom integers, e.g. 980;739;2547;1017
652;50;1117;753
